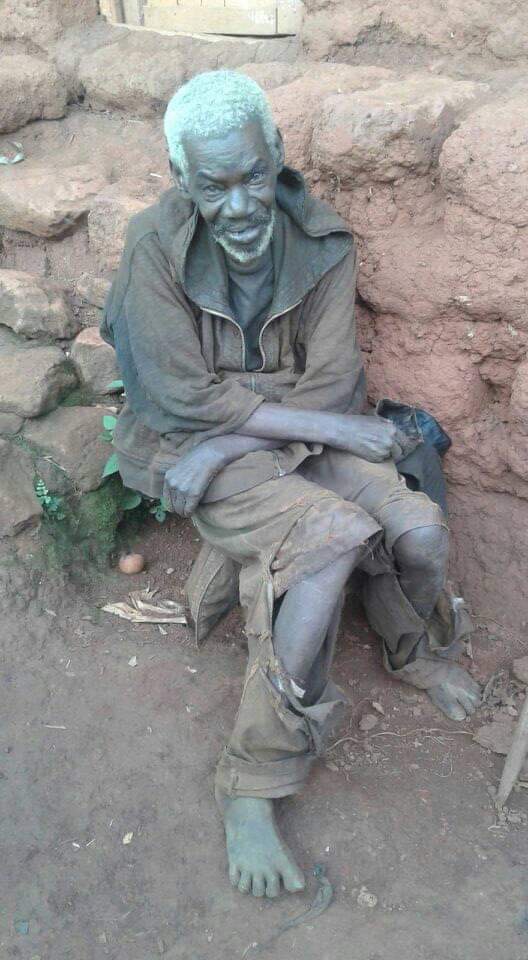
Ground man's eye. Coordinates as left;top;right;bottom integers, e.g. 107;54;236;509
248;170;265;184
203;184;222;198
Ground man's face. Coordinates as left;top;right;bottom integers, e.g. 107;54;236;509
178;119;280;264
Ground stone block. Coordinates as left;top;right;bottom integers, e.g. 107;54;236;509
0;270;79;340
0;413;24;437
440;95;528;229
88;180;160;271
54;21;126;100
0;0;98;46
312;75;481;183
0;162;110;239
269;64;393;171
0;328;78;418
24;405;116;493
234;61;306;90
71;327;121;395
0;55;67;135
0;439;42;537
300;0;528;63
78;29;188;116
365;315;489;427
76;275;112;309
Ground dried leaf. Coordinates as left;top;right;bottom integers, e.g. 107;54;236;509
122;831;134;845
128;655;138;667
102;588;187;625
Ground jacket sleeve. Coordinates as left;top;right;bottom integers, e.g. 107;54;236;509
282;248;366;415
101;230;264;436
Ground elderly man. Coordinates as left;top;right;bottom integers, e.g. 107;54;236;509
102;71;480;899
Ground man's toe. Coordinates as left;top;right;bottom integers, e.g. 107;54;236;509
252;874;266;897
265;874;280;898
458;686;480;715
238;870;252;894
281;864;305;893
428;685;467;721
229;864;240;887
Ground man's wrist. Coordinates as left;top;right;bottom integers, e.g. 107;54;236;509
191;440;227;471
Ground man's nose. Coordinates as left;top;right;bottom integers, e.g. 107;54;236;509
222;184;251;219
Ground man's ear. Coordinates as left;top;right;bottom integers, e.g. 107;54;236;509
274;128;285;173
169;159;192;200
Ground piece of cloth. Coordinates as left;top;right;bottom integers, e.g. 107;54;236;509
100;166;365;501
227;247;274;371
192;447;445;798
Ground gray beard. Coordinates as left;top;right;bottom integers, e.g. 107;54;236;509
213;209;275;264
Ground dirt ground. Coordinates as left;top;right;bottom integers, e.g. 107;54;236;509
1;515;527;960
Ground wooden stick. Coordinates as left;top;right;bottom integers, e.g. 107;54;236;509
99;0;124;22
496;691;528;808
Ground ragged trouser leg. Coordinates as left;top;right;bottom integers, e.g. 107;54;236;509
299;449;481;718
214;594;347;799
193;469;383;800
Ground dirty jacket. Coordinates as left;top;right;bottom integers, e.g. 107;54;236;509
100;167;364;500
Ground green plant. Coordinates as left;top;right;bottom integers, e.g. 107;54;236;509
34;476;67;520
101;405;168;521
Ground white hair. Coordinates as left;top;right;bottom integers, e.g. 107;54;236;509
163;70;280;176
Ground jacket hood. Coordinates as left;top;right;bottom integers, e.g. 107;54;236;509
132;166;354;319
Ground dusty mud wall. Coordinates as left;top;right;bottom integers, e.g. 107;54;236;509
0;3;527;634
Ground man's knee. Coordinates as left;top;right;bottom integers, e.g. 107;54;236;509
393;525;449;577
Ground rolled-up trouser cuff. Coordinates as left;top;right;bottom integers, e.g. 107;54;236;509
382;643;457;689
215;629;346;800
215;749;315;800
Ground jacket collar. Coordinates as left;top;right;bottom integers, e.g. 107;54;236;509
157;166;354;320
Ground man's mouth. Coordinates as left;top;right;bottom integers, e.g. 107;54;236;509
225;224;262;244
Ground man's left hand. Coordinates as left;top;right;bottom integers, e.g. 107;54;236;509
163;446;225;517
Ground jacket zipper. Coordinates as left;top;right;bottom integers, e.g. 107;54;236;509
198;300;302;375
256;300;302;373
198;306;247;370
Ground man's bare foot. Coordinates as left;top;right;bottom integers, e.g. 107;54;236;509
216;792;305;898
426;665;481;721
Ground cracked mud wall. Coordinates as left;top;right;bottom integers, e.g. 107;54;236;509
0;3;527;632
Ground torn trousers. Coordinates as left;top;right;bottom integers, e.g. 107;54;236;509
190;448;447;800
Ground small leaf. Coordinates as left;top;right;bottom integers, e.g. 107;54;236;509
99;430;114;443
121;489;142;511
103;415;117;431
122;831;134;844
102;452;119;478
106;379;124;392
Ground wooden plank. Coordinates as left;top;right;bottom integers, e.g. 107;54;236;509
227;0;278;9
144;3;278;33
276;0;302;33
122;0;145;23
99;0;124;22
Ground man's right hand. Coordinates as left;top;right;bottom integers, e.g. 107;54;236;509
236;403;403;462
334;414;400;462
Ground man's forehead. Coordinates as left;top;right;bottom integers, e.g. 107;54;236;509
183;120;271;174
